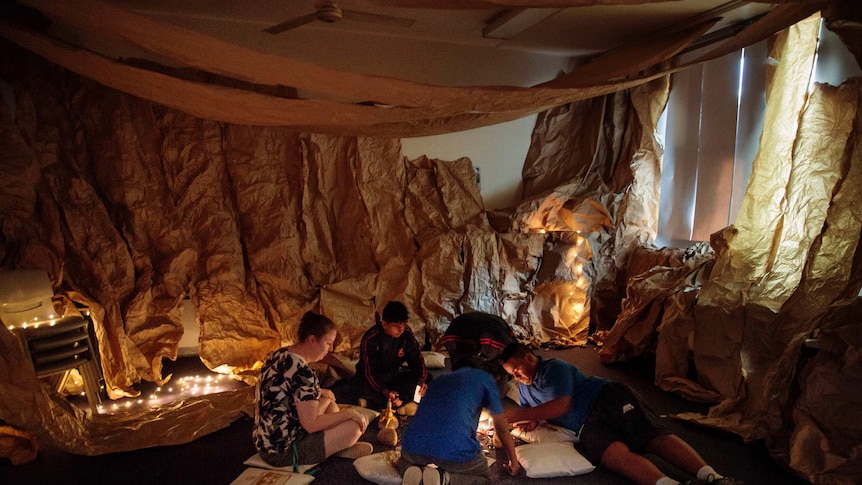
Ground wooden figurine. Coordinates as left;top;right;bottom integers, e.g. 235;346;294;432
376;400;399;446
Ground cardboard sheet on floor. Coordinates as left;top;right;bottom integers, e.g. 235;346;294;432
230;467;314;485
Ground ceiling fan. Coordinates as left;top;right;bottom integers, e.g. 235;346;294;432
262;2;415;35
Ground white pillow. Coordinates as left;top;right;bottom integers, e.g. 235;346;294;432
514;442;595;479
340;404;381;422
510;422;580;443
231;466;315;485
243;453;317;474
422;351;447;369
353;450;402;485
327;353;358;373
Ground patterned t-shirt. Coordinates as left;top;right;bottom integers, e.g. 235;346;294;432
253;348;320;454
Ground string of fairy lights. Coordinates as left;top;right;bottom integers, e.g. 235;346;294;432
526;229;592;322
83;372;239;414
36;229;591;415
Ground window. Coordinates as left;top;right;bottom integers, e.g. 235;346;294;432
656;41;767;247
655;21;862;248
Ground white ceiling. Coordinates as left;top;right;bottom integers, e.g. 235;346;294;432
87;1;776;86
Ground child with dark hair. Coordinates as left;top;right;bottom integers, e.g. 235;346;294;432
253;311;372;469
501;343;736;485
334;301;429;412
441;312;516;397
397;350;521;485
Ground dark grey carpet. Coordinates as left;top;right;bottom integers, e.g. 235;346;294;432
1;346;812;484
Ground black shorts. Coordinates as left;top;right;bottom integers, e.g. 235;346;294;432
576;382;671;465
260;430;326;468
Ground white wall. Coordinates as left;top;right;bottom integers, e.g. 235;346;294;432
401;115;537;210
813;22;862;86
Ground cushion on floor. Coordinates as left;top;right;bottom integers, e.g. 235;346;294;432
510;422;580;443
339;404;381;422
422;351;447;369
514;442;595;478
353;450;403;485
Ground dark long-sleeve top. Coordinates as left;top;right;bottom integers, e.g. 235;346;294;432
440;312;515;360
355;323;427;395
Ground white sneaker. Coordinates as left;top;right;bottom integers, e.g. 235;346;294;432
422;465;449;485
402;465;422;485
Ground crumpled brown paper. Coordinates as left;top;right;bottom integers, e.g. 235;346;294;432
599;243;721;403
0;43;666;456
672;15;862;485
3;10;854;484
0;321;256;456
0;1;820;136
0;425;37;465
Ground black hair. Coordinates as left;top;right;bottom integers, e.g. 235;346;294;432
297;311;336;342
500;342;533;363
381;300;409;323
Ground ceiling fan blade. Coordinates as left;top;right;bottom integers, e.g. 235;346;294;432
341;9;415;28
262;13;318;34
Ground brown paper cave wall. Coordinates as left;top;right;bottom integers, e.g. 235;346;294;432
597;15;862;484
0;40;666;455
1;12;861;485
693;18;862;483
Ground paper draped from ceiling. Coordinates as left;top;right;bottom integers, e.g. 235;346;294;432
0;0;821;136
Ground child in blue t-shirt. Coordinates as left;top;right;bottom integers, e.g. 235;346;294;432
501;343;737;485
397;359;521;484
